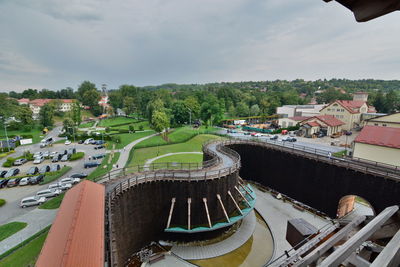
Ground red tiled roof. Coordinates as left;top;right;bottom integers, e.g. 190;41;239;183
354;125;400;149
17;98;30;103
27;99;75;106
337;100;366;114
315;115;345;127
288;116;309;122
36;180;105;267
307;121;320;127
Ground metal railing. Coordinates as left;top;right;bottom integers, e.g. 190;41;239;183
225;138;400;181
106;140;241;200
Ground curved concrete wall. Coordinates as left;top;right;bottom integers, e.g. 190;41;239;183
228;143;400;218
110;172;239;266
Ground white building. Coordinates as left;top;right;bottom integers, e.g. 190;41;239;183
277;104;326;118
17;98;75;119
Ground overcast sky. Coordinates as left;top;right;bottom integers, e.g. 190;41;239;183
1;0;399;92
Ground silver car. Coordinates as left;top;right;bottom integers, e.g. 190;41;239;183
60;177;80;185
36;188;61;198
20;196;46;208
48;182;72;191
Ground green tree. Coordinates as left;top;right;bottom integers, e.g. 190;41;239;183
200;95;223;126
152;111;170;136
123;96;136;115
39;103;55;127
147;98;165;123
16;106;33;126
385;90;399;113
63;118;74;134
250;104;260;116
71;102;82;126
171;101;189;126
77;81;97;103
183;96;200;118
235;101;250;117
373;91;386;113
82;89;101;111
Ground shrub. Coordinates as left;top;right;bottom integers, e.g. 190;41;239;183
0;199;6;207
69;152;85;161
129;125;135;132
3;157;15;167
118;129;129;134
105;127;110;133
139;125;144;131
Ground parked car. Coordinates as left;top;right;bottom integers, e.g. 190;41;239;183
4;168;20;178
94;145;105;150
91;154;106;160
51;155;59;163
7;178;22;187
65;140;71;145
20;196;46;208
50;164;61;172
84;138;94;145
78;140;84;144
26;166;39;175
19;177;30;186
61;154;71;162
60;177;81;185
33;152;43;158
67;148;76;155
48;182;72;191
42;151;50;158
270;135;278;140
50;151;58;157
33;156;44;164
39;165;50;174
13;158;27;166
36;188;61;198
0;170;8;177
70;173;87;178
243;132;250;135
59;149;67;156
84;161;101;168
0;179;9;188
28;175;45;185
95;140;106;145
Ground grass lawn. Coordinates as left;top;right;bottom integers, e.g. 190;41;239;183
333;150;347;158
98;117;138;127
40;166;72;185
107;131;155;150
87;152;120;181
128;134;223;167
0;228;49;267
0;128;43;144
39;193;65;210
110;120;151;131
135;126;219;149
0;222;27;242
153;153;203;164
78;121;95;128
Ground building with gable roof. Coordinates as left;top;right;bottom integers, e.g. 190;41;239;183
300;115;345;137
319;92;375;131
364;112;400;128
17;98;76;119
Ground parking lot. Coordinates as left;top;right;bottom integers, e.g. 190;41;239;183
0;141;108;224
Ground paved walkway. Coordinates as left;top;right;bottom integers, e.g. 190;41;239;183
0;208;58;254
143;152;203;170
115;133;158;169
252;187;330;265
170;210;256;260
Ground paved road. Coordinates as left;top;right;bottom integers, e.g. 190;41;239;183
0;209;58;255
226;132;344;154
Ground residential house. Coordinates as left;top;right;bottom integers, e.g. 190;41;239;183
353;125;400;167
319;92;375;131
300;115;345;137
364;112;400;128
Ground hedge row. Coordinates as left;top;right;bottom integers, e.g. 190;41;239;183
0;199;6;207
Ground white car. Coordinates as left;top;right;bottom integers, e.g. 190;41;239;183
42;151;50;158
84;138;94;145
36;189;61;198
65;140;71;145
19;177;30;186
48;182;72;191
20;196;46;208
60;177;81;185
50;151;58;157
33;156;44;164
33;152;43;158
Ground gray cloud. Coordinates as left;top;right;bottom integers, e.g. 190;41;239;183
0;0;399;91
